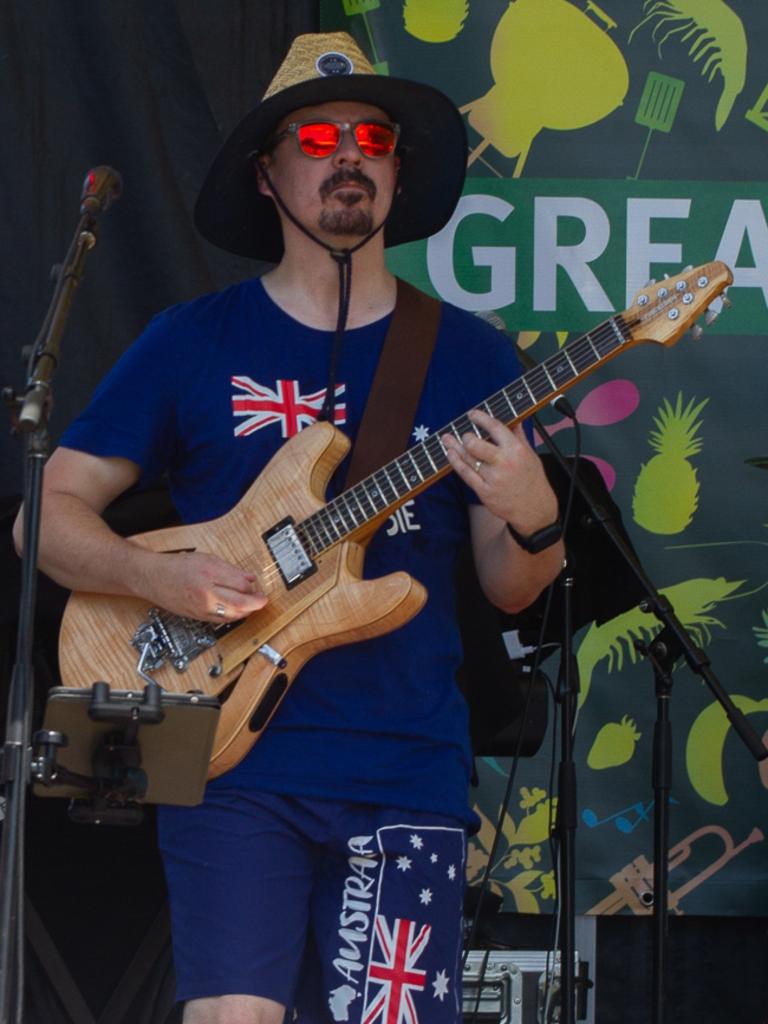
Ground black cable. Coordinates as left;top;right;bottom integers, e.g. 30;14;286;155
536;408;582;1022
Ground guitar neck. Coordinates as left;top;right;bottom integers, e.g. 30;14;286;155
296;311;634;555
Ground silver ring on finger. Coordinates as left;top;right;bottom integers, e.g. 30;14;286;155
214;602;226;618
474;460;482;473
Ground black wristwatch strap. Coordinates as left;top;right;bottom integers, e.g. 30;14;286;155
506;519;563;554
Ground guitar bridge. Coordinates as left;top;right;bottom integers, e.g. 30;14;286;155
131;609;217;678
263;517;316;589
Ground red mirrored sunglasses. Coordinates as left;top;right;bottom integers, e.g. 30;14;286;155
270;120;401;159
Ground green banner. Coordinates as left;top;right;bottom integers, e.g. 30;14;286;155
320;0;768;917
390;178;768;332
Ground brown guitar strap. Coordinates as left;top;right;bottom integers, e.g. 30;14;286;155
343;278;441;488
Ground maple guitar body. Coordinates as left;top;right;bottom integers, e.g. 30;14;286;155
58;422;427;779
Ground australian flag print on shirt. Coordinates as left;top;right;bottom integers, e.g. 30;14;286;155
231;377;347;438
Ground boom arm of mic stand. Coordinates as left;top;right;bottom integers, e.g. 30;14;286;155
17;212;99;434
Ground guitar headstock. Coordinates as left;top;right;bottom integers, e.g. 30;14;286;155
624;261;733;348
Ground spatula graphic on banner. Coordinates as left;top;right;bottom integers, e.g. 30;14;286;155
630;71;685;179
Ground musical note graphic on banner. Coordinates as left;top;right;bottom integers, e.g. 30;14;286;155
582;800;655;834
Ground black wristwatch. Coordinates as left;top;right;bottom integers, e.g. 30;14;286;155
506;519;563;554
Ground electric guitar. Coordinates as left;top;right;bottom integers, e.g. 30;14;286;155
58;262;733;778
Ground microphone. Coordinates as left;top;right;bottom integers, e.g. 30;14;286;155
80;165;123;216
475;310;576;419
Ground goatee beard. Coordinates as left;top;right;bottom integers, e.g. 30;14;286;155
318;168;377;236
318;206;374;236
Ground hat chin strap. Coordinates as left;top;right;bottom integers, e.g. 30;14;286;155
260;163;390;423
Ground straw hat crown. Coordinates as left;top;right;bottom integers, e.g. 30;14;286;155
262;32;376;100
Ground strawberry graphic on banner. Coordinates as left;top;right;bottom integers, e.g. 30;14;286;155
231;376;346;437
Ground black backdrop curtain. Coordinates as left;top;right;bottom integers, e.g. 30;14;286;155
0;0;318;499
0;4;317;1021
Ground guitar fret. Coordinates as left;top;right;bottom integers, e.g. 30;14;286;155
394;459;411;491
375;468;399;505
405;451;424;485
312;513;334;548
454;414;486;440
329;500;352;534
584;332;601;360
510;380;535;414
527;370;552;403
593;329;614;358
488;392;510;421
569;338;597;373
452;415;469;437
425;435;447;470
540;364;557;391
520;378;535;406
324;506;345;540
413;444;437;478
341;493;360;528
431;435;452;471
348;487;370;520
547;350;576;388
355;482;380;517
299;521;321;557
501;389;518;419
358;485;379;520
610;318;626;345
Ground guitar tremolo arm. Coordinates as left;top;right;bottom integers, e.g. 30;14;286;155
130;608;217;681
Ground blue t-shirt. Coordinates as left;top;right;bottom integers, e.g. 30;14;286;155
62;278;525;825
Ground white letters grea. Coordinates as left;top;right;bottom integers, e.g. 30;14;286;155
425;188;768;324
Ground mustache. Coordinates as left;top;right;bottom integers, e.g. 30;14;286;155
319;168;377;201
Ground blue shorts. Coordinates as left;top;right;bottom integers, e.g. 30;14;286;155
158;789;468;1022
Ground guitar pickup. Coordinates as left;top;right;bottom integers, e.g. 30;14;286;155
263;517;316;589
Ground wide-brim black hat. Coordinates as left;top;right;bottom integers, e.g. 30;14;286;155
194;32;467;262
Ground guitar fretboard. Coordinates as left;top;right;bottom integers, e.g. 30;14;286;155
297;312;632;555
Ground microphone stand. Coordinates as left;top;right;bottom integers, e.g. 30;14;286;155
531;410;768;1024
0;169;120;1024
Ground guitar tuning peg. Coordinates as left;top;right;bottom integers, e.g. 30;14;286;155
721;295;733;310
690;324;704;342
645;278;656;287
663;272;670;279
683;264;693;271
704;308;719;325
